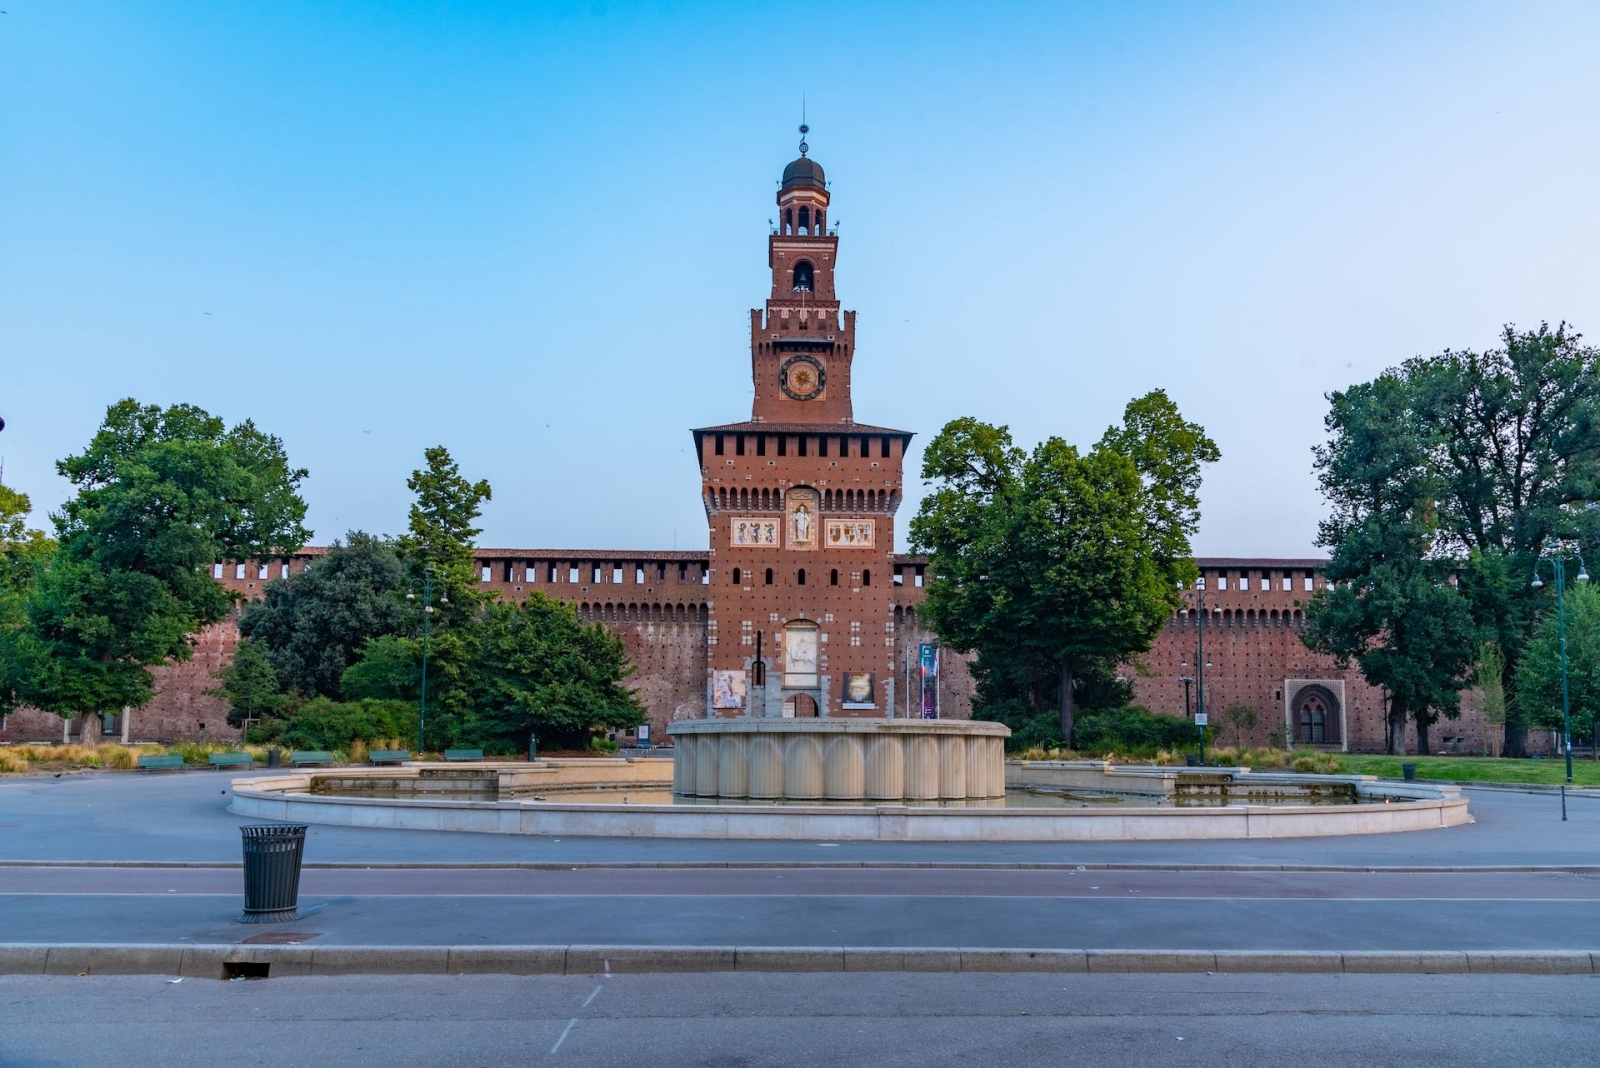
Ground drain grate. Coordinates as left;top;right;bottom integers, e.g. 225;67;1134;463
237;931;321;945
222;961;271;980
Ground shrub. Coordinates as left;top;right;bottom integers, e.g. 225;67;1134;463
278;697;419;752
1072;706;1205;758
590;737;619;754
0;749;28;774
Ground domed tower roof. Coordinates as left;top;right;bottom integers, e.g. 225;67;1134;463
781;121;826;190
782;155;826;191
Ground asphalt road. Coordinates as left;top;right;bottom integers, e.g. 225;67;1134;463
3;972;1597;1068
2;770;1598;868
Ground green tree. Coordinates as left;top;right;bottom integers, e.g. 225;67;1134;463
398;446;492;618
1405;324;1600;755
468;594;644;751
239;531;407;698
15;401;308;734
1219;702;1259;747
208;637;285;728
0;484;55;717
1302;375;1478;754
1515;581;1600;753
1476;641;1507;757
910;391;1218;745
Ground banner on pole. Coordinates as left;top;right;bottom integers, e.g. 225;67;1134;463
919;643;940;719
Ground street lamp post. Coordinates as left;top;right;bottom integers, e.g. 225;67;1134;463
1183;589;1213;765
1178;675;1194;718
405;568;447;756
1531;541;1588;802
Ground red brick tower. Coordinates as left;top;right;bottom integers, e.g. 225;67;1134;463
694;127;912;718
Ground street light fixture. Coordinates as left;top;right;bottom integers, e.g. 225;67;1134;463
405;568;447;755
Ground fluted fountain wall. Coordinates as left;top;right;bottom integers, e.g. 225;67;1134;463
667;719;1010;801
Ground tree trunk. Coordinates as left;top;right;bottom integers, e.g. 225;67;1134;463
1503;708;1527;758
1415;716;1430;756
1058;659;1075;748
78;714;101;748
1386;699;1407;755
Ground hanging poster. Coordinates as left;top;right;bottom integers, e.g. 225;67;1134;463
712;670;747;710
825;519;875;548
786;489;818;550
843;672;875;708
729;517;780;548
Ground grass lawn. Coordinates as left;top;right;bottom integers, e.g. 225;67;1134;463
1336;754;1600;787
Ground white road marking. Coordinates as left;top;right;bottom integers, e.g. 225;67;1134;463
549;1017;577;1055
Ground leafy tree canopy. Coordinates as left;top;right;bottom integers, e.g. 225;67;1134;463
1302;374;1478;754
398;446;491;618
17;400;307;718
910;391;1218;745
0;483;55;717
208;636;285;728
1307;324;1600;755
239;531;407;699
1516;581;1600;746
469;594;644;751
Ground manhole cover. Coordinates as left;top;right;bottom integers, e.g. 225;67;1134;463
237;931;322;945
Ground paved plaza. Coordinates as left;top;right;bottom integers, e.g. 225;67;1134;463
1;772;1598;960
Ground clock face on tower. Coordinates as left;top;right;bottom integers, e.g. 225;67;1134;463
779;355;826;401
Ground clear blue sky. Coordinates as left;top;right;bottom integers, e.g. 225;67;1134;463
3;1;1597;556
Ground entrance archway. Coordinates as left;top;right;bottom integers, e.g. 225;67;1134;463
785;693;819;718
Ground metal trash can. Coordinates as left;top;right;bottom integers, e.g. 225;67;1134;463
1185;755;1199;767
1402;763;1417;782
239;824;307;923
266;748;280;768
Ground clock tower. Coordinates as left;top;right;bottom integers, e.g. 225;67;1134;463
694;127;911;720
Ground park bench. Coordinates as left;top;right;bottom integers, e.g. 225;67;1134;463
208;752;254;768
444;748;483;762
137;754;186;771
290;750;334;766
369;749;411;764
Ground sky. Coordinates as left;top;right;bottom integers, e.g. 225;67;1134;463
2;1;1597;557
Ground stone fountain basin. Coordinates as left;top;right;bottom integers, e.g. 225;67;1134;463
229;757;1469;841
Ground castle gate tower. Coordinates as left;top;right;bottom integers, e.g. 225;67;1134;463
694;127;912;718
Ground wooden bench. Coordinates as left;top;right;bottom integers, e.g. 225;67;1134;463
137;754;186;771
290;750;334;766
369;749;411;764
208;752;254;768
444;748;483;762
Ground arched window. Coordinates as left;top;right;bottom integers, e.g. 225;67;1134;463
765;568;774;585
830;568;839;586
862;569;871;587
784;208;793;234
798;206;811;234
732;567;742;585
792;260;814;292
797;568;806;586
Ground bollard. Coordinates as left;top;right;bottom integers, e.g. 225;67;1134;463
529;734;538;762
239;824;308;923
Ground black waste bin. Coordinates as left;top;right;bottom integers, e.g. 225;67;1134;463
1402;763;1417;782
1185;755;1199;767
240;824;307;923
266;748;280;768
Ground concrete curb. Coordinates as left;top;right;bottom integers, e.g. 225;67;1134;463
6;860;1600;874
2;944;1596;978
